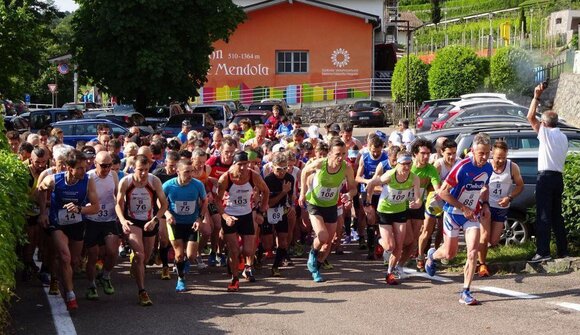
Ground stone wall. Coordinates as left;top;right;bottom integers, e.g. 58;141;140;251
553;73;580;127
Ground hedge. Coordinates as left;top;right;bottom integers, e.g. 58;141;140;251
391;55;430;103
562;153;580;246
0;117;30;329
428;45;485;99
490;46;535;96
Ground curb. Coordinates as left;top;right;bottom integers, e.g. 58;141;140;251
442;257;580;275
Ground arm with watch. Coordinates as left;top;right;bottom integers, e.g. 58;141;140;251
145;176;168;232
497;162;525;208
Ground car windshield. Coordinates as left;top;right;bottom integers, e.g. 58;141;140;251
354;101;380;109
248;104;277;112
435;112;450;122
194;106;222;120
166;114;204;126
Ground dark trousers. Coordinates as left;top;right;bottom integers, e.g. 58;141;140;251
535;171;568;257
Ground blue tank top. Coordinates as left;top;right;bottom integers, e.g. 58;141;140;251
162;177;207;224
49;172;89;226
360;151;389;192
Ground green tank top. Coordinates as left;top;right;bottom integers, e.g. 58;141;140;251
306;159;346;207
377;169;415;214
410;163;440;201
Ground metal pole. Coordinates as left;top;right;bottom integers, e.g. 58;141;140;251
73;64;78;103
406;20;410;108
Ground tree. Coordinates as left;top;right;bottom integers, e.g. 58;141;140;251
71;0;246;112
490;46;535;96
430;0;441;26
391;55;430;103
428;45;485;99
517;7;527;36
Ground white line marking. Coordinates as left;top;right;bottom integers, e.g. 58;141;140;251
551;302;580;312
475;286;540;299
35;257;77;335
403;267;454;283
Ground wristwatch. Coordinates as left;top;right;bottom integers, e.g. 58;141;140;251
507;195;513;202
153;217;160;224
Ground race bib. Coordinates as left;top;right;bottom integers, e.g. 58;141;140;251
175;201;196;216
386;186;410;204
231;196;249;207
316;187;338;201
490;183;510;198
96;203;115;221
129;196;151;218
267;206;283;224
458;191;479;210
58;209;82;225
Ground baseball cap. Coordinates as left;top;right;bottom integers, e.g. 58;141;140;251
233;151;249;164
82;146;96;158
272;143;286;152
182;120;191;127
308;125;320;138
330;123;341;133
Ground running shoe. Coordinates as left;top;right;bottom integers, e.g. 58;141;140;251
459;290;479;305
175;278;186;292
386;273;398;285
183;259;191;274
101;278;115;295
307;250;317;273
374;244;384;259
441;258;449;265
48;279;59;295
478;264;490;278
242;266;256;282
293;242;305;257
138;291;153;306
383;250;392;267
425;247;437;277
207;253;217;267
271;267;281;277
343;235;352;244
219;254;227;267
312;270;324;282
416;257;425;272
227;277;240;292
38;272;50;287
161;267;171;280
202;245;212;255
66;298;78;311
196;256;208;269
351;230;359;242
86;287;99;300
358;238;367;250
394;265;407;279
321;260;334;270
283;256;294;267
95;260;104;272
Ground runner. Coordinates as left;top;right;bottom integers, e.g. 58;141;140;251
115;154;168;306
262;152;295;277
365;151;421;285
163;159;209;292
299;137;356;282
478;140;524;277
417;138;457;271
425;133;493;305
37;149;100;310
152;151;179;280
84;151;120;300
216;151;269;291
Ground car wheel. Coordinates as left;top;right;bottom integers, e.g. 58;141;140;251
500;217;530;245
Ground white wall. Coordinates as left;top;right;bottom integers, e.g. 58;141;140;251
548;10;580;36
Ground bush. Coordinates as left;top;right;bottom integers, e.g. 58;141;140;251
428;45;485;99
562;153;580;246
0;116;30;328
391;55;430;103
490;46;535;96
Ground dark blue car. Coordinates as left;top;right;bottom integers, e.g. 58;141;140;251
51;119;128;147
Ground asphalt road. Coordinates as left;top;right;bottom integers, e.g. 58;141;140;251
9;241;580;335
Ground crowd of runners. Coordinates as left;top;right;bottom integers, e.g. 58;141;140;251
9;107;527;311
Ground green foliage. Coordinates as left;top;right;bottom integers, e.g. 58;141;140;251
517;7;527;35
490;46;535;95
570;33;579;51
430;0;441;25
401;0;524;22
562;153;580;246
428;45;485;99
71;0;246;112
0;120;30;328
391;55;430;103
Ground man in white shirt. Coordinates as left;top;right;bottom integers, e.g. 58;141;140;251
527;84;569;263
400;119;416;151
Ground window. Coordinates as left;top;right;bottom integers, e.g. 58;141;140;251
556;18;562;24
277;51;308;74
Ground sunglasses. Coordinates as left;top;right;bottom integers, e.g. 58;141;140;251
274;166;288;171
99;163;113;168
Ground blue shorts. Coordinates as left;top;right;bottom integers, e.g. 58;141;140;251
443;212;480;238
490;207;508;223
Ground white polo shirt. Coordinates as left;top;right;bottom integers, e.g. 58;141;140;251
537;125;568;172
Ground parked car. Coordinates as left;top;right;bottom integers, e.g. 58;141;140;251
160;113;215;138
348;100;392;127
216;100;245;114
430;98;518;130
3;115;29;134
416;98;461;118
248;100;290;117
92;111;153;136
62;102;101;112
26;108;84;132
416;104;452;131
192;104;233;128
460;93;508;100
455;126;580;156
143;106;171;130
444;115;530;129
231;111;271;126
51;119;129;147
